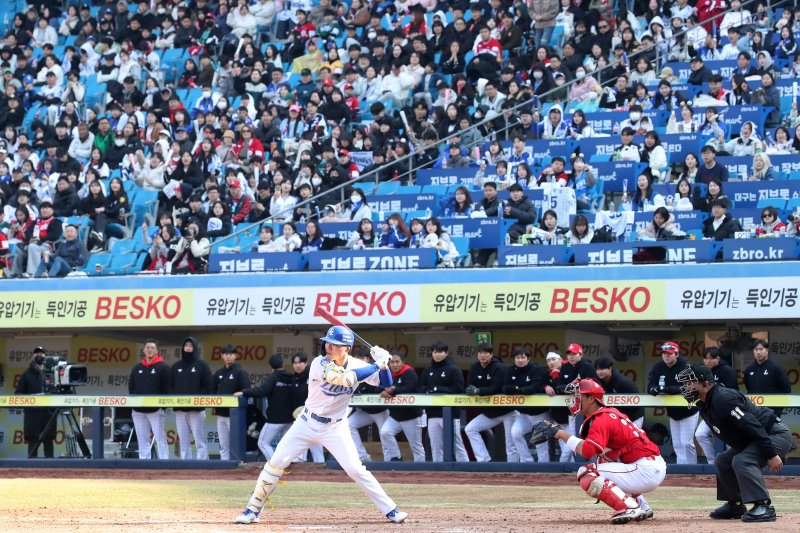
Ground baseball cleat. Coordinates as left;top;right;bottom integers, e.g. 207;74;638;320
610;507;646;524
741;501;776;522
386;509;408;524
636;508;654;521
710;501;746;520
234;509;260;524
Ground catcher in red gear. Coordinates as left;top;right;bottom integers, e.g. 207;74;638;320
532;378;666;524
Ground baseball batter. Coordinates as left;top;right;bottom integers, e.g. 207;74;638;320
533;378;666;524
235;326;408;525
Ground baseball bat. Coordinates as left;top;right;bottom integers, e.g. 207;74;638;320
315;306;373;349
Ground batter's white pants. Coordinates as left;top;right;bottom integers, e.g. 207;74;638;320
175;411;208;460
246;414;397;515
380;415;426;462
257;422;292;461
512;412;551;462
597;456;667;498
670;413;699;464
132;409;168;459
695;419;717;464
349;410;399;460
465;412;519;462
217;416;231;460
427;417;469;462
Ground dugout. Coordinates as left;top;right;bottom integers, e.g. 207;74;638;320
1;262;799;471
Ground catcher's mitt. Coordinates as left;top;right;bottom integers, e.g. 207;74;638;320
529;420;561;446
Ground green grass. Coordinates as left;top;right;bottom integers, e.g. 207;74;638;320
1;479;799;513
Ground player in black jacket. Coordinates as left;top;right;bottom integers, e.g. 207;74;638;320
349;348;395;462
677;363;796;523
594;357;644;427
503;347;548;462
419;340;468;462
464;343;516;462
647;341;698;464
544;351;575;461
171;336;214;460
129;338;171;459
561;343;598;384
695;347;739;464
744;339;791;417
236;354;295;461
213;344;251;460
380;352;426;462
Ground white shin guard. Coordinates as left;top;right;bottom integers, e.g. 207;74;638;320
247;462;284;512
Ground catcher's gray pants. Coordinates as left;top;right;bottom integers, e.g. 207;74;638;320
217;415;231;460
465;412;519;462
175;410;208;460
132;409;168;459
257;422;292;461
512;412;551;462
715;422;794;504
380;415;426;462
349;409;398;460
427;417;469;462
670;413;699;464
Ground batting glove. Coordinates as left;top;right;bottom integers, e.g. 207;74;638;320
370;346;391;370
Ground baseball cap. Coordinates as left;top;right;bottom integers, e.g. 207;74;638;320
344;82;353;90
221;344;237;354
323;79;334;87
566;343;583;354
22;73;34;84
289;104;301;112
230;179;242;188
660;341;680;353
338;149;350;157
346;23;356;30
301;68;312;76
33;346;47;354
223;129;235;140
546;351;561;361
690;56;703;63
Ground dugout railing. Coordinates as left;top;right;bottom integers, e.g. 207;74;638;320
1;393;798;475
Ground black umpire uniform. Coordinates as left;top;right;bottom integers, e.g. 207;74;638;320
686;364;796;522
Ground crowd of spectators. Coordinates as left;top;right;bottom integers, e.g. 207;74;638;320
2;0;800;277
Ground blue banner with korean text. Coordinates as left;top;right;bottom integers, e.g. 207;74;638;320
416;167;479;187
722;238;800;262
497;245;572;266
573;240;718;265
438;217;517;248
208;252;308;273
307;248;438;271
367;194;439;214
295;221;358;241
633;210;704;231
587;161;649;193
718;179;800;209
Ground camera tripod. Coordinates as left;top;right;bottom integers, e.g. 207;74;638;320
29;408;91;459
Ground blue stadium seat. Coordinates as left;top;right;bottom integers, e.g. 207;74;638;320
757;198;787;209
787;197;800;212
397;185;422;194
109;239;137;255
106;252;145;275
79;253;113;276
421;184;449;195
376;181;401;194
451;237;471;267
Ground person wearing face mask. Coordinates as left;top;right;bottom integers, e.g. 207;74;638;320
568;67;601;111
170;337;214;460
342;188;372;221
191;85;220;120
15;347;57;458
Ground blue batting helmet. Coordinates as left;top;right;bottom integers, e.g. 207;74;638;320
319;326;354;347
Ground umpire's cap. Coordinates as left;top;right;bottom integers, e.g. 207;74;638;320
319;326;354;348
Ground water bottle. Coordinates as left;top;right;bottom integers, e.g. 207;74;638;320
658;376;665;390
504;233;511;246
425;207;432;219
609;201;615;212
498;200;504;219
613;121;620;134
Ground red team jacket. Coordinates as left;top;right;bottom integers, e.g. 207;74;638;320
578;407;661;463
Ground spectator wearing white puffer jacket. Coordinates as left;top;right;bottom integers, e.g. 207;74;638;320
251;0;278;29
227;5;258;39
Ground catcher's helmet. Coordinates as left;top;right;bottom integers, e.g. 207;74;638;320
319;326;354;347
565;378;605;415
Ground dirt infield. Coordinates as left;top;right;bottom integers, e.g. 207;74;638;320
2;508;800;533
3;462;800;489
2;466;800;532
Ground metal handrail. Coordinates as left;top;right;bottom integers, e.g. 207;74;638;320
208;1;754;248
